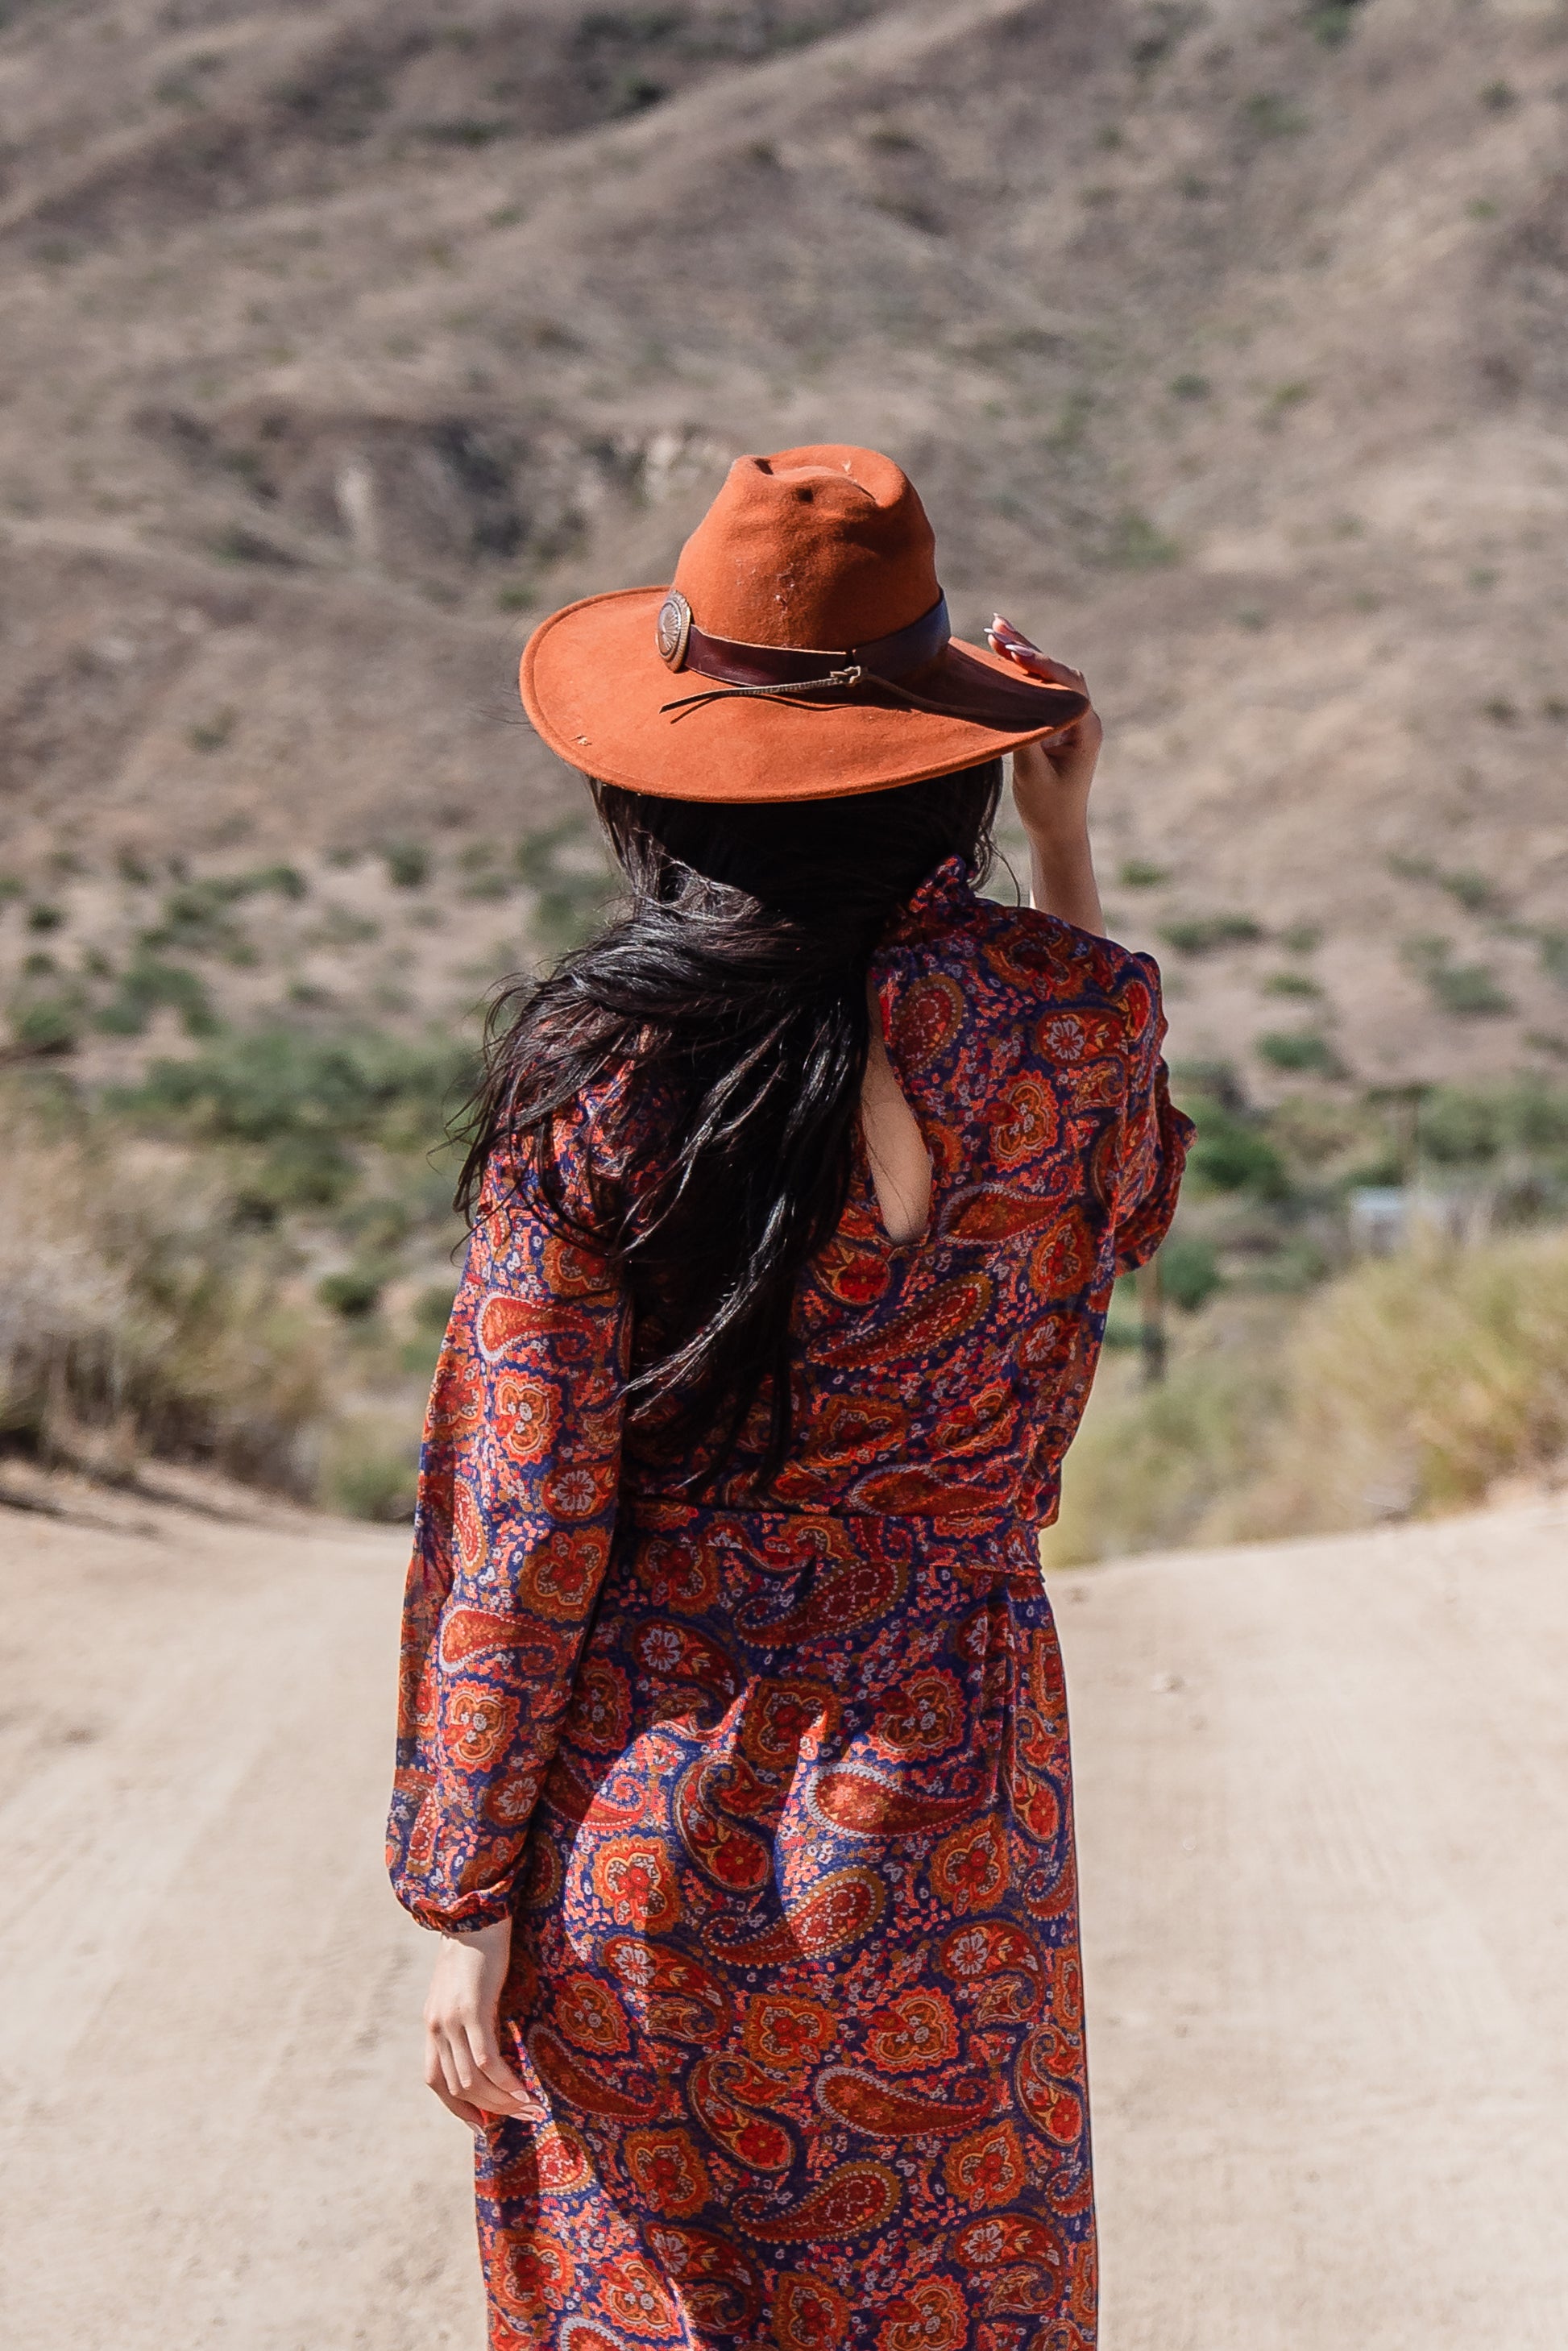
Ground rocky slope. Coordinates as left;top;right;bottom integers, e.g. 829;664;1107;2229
1;0;1565;1090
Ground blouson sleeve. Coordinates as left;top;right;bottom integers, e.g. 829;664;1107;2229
387;1140;628;1934
1109;950;1195;1276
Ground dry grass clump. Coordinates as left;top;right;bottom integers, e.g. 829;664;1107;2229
1046;1229;1568;1565
0;1086;330;1495
1226;1230;1568;1539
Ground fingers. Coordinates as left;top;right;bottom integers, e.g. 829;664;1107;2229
987;615;1088;691
425;2038;487;2131
427;2020;536;2124
463;2019;545;2121
433;2022;472;2103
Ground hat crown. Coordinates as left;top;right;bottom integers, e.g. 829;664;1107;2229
672;445;940;652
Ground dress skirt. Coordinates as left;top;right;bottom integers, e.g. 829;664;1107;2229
475;1500;1096;2351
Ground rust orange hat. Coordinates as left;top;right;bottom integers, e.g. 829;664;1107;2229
520;444;1087;802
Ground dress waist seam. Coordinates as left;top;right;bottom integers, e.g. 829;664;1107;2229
622;1491;1035;1540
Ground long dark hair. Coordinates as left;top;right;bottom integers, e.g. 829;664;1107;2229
458;761;1003;1483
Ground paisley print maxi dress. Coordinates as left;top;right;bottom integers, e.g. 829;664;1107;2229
388;857;1191;2351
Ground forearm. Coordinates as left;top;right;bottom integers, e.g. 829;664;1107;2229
1027;823;1105;935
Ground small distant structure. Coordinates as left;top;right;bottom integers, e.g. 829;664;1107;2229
1349;1185;1495;1255
1349;1186;1408;1255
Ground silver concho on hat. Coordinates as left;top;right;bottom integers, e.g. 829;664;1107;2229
655;589;692;672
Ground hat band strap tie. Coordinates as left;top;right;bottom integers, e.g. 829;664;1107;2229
662;665;865;719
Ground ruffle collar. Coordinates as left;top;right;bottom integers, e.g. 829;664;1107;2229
883;852;980;945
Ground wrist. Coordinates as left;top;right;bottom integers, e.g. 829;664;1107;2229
1021;816;1093;860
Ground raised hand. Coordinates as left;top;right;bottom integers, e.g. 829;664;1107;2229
987;615;1103;833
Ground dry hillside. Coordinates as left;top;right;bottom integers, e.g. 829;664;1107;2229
0;0;1565;1090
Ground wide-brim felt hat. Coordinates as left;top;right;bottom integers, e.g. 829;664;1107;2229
520;443;1089;803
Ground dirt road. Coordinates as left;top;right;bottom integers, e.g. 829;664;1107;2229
1;1488;1564;2349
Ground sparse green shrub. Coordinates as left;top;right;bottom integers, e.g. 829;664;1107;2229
318;1413;420;1521
1439;867;1499;913
239;1134;359;1215
27;902;64;932
1184;1107;1291;1201
1433;966;1512;1017
1169;373;1210;400
310;905;379;948
188;709;237;753
141;882;249;962
1118;859;1169;889
414;1280;458;1334
612;70;666;114
318;1265;384;1319
404;1279;460;1376
1263;970;1321;998
212;525;297;568
1309;4;1363;47
1105;511;1180;570
95;958;217;1038
383;841;430;889
1479;80;1517;112
1401;935;1513;1018
418;118;515;147
1159;913;1264;954
1391;854;1503;912
1159;1233;1223;1312
9;993;85;1055
250;863;307;900
1045;390;1095;452
1257;1030;1342;1076
1417;1080;1568;1172
1242;92;1309;137
1131;10;1198;72
1264;379;1313;420
1280;923;1321;954
121;1026;474;1157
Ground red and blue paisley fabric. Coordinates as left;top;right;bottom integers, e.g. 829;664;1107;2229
389;858;1191;2350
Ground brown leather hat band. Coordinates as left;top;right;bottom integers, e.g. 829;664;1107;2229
657;590;951;690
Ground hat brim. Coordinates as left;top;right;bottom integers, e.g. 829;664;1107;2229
520;586;1090;803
